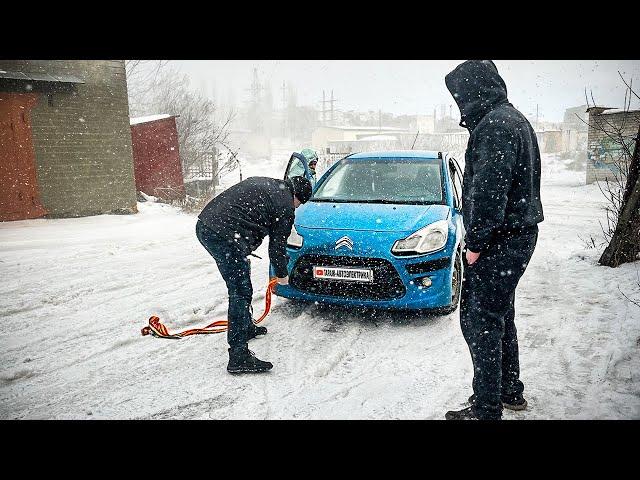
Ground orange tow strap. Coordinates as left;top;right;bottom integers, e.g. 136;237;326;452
141;278;279;339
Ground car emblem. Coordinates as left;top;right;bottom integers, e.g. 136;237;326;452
335;236;354;250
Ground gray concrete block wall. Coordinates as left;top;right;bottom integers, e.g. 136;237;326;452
0;60;137;217
586;111;640;185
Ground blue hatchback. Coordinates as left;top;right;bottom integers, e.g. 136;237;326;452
274;150;465;312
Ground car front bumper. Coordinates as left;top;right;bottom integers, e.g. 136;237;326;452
274;227;458;310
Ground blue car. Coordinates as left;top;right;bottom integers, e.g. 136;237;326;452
273;150;465;312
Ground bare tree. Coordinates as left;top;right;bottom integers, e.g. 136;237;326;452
581;73;640;267
125;61;237;191
217;141;244;181
599;127;639;267
124;60;169;116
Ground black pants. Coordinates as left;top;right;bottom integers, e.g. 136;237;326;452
460;228;538;419
196;219;253;351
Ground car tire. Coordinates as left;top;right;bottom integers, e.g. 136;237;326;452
439;249;462;315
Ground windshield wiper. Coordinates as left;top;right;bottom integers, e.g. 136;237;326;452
360;199;442;205
311;198;442;205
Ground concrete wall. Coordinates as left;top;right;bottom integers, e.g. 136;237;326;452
0;60;137;217
561;129;588;153
416;115;435;134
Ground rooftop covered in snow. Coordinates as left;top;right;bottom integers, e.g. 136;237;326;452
585;106;640;115
130;114;178;125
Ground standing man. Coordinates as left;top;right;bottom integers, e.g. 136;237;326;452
196;175;312;374
444;60;544;420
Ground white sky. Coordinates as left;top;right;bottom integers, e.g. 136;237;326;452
171;60;640;122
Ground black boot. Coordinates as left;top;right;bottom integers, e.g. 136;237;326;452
445;406;478;420
227;347;273;374
468;394;528;411
248;324;267;340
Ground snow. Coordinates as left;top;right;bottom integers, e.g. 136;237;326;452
1;154;639;419
130;114;172;125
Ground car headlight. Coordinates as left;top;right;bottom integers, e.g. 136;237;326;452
392;220;449;255
287;224;304;248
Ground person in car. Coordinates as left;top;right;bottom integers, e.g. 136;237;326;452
302;149;319;187
196;175;312;374
289;148;318;187
444;60;544;420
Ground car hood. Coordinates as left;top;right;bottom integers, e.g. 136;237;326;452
295;201;450;233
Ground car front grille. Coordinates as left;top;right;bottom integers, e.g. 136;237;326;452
290;254;406;300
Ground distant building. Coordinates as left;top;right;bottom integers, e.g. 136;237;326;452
227;128;271;159
535;129;563;153
312;125;410;154
563;105;588;130
0;60;137;221
130;114;185;201
586;106;640;184
415;115;436;134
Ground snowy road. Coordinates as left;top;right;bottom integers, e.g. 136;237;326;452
1;155;639;419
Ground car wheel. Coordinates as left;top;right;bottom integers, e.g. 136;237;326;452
439;250;462;314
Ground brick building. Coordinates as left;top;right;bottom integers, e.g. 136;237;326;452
586;107;640;184
0;60;137;221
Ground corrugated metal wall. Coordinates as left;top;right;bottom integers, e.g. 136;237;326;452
131;117;185;200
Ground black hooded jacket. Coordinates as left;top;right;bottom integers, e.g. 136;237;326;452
445;60;544;252
198;177;296;278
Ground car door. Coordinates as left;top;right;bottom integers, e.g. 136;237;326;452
448;157;465;247
284;152;312;184
270;152;313;279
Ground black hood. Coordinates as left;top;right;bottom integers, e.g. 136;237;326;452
286;176;312;203
445;60;509;131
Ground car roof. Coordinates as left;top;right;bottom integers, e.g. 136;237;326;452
346;150;445;160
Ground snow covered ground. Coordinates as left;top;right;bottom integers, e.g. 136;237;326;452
1;154;638;419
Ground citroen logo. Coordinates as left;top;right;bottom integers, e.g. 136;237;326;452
335;236;354;250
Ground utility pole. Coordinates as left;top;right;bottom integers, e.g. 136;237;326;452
245;67;264;133
320;90;338;126
329;90;336;124
331;90;334;123
281;80;286;137
322;90;326;125
247;67;263;104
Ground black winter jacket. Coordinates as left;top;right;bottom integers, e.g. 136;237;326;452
445;60;544;252
198;177;296;278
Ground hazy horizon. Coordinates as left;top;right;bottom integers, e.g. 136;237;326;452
170;60;640;123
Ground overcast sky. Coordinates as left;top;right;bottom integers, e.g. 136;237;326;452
171;60;640;122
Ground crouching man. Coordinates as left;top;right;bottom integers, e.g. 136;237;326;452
196;175;312;374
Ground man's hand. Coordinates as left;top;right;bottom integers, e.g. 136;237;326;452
466;250;481;265
276;276;289;285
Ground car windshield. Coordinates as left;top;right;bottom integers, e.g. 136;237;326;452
312;158;443;205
